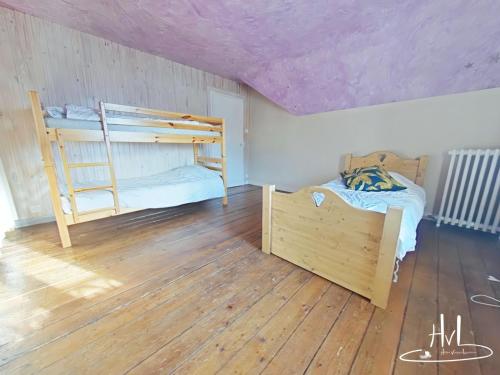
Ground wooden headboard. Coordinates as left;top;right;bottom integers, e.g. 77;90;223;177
344;151;428;186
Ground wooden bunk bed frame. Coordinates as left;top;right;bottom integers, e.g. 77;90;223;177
29;90;228;248
262;151;428;309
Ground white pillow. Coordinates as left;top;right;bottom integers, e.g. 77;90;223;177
65;104;100;121
388;171;416;188
45;106;65;118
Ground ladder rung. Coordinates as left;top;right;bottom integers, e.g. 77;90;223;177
68;162;111;168
74;185;113;193
197;156;223;164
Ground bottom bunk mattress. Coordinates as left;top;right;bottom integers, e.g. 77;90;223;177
60;165;225;214
322;172;426;261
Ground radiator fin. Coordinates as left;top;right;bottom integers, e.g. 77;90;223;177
437;149;499;234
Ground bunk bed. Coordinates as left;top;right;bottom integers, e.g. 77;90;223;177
29;91;228;248
261;151;428;309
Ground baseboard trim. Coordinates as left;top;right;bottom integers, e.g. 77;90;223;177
15;215;55;228
247;179;264;187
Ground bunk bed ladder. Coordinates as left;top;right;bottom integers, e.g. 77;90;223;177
54;104;120;223
55;131;79;222
99;101;120;216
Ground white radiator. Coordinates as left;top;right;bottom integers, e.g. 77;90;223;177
436;149;499;233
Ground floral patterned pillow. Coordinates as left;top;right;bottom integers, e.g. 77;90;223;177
341;166;407;192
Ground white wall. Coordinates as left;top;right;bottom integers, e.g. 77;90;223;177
247;88;500;215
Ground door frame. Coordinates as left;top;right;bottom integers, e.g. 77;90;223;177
208;87;247;186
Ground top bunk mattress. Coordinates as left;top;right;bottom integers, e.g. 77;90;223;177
45;117;218;137
60;165;225;214
322;172;426;261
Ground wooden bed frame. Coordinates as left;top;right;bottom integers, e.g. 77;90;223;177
29;90;228;248
262;151;428;308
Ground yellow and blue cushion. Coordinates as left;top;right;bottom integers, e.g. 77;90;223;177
341;166;407;192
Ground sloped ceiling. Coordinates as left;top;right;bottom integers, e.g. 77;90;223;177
2;0;500;115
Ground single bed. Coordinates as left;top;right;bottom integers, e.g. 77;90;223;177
261;151;428;309
322;171;426;261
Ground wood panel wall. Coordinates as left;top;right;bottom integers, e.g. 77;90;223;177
0;7;247;223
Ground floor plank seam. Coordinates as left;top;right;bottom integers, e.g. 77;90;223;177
457;234;489;375
390;242;419;375
346;301;376;375
166;267;306;374
479;238;500;300
436;228;442;375
124;264;298;375
212;273;316;374
258;283;334;374
302;291;354;375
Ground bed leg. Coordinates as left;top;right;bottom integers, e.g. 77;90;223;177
57;220;72;248
262;185;275;254
371;206;403;308
222;195;228;206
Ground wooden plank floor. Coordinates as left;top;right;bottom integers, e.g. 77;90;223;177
0;185;498;374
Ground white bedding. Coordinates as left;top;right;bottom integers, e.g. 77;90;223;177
60;165;225;214
322;172;426;260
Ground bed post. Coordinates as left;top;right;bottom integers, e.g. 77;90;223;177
262;185;275;254
371;206;403;308
28;91;72;248
221;119;228;205
415;155;429;187
344;153;352;170
193;143;199;165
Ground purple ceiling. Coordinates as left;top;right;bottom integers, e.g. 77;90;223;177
2;0;500;114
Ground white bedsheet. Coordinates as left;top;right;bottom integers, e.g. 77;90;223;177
60;165;225;214
322;172;426;260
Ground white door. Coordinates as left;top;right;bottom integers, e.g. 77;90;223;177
209;89;245;187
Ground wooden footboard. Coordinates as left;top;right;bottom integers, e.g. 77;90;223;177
262;185;403;309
